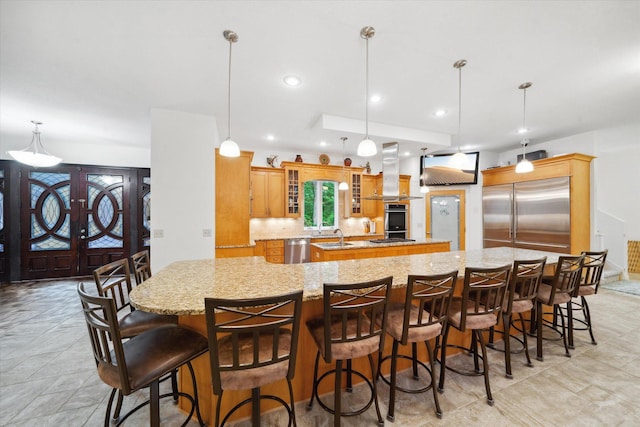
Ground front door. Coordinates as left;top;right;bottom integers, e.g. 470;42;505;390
20;166;131;279
425;189;466;251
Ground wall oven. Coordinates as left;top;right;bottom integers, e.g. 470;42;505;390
384;203;407;239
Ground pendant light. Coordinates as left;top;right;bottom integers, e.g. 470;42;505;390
338;137;349;191
219;30;240;158
7;121;62;167
419;147;430;194
450;59;468;168
357;26;377;157
515;82;534;174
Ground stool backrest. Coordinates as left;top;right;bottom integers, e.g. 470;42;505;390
507;257;547;313
402;271;457;345
322;276;393;362
77;283;131;394
541;254;585;305
578;250;608;295
92;258;135;314
205;290;303;395
459;265;511;330
131;250;152;286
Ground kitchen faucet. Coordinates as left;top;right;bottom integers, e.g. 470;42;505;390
334;228;344;246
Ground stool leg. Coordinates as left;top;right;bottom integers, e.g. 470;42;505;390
307;352;321;410
411;342;419;379
559;304;571;358
536;301;544;361
387;339;399;422
149;380;160;427
503;313;513;379
334;359;343;427
426;339;442;419
519;312;533;367
251;388;260;427
171;370;179;401
475;330;493;406
368;353;384;427
567;301;575;349
437;324;450;393
583;296;597;345
472;332;480;373
346;359;353;392
287;378;297;427
104;388;118;427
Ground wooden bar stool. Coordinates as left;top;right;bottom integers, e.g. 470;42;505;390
378;271;457;421
205;290;303;427
131;249;152;286
306;276;393;427
77;283;207;427
437;265;511;405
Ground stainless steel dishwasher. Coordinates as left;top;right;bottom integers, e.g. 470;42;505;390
284;238;311;263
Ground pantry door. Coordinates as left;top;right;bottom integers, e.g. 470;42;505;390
425;189;466;251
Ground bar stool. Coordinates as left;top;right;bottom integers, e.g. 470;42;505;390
306;276;393;427
204;290;303;427
567;250;608;348
488;257;546;378
378;271;457;421
131;249;152;286
93;258;179;421
437;265;511;406
92;258;177;338
77;283;207;427
535;254;585;361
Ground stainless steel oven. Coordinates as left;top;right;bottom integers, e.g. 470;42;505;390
384;204;407;239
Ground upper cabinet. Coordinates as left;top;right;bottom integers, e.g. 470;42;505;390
284;165;301;217
251;167;285;218
215;149;253;247
361;174;378;218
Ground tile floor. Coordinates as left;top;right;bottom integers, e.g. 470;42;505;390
1;278;639;426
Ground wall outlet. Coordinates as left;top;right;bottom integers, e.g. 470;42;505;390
202;229;212;237
153;229;164;238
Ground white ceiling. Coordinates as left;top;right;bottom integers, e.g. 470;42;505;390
1;1;639;161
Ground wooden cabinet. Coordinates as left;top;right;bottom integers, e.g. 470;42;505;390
251;167;285;218
311;241;450;262
362;174;379;218
284;166;301;217
350;172;362;216
215;149;253;250
253;240;285;263
481;153;594;254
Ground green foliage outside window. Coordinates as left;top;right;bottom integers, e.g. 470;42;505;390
304;181;337;229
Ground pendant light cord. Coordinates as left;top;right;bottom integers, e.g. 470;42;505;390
227;37;233;141
457;64;462;152
522;86;527;132
365;35;369;138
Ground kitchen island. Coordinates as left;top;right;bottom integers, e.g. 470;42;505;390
130;247;565;423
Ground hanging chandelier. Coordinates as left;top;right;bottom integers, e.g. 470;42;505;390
7;121;62;167
339;137;349;191
515;82;534;173
357;26;377;157
219;30;241;157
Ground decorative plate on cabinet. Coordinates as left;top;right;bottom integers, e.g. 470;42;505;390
319;154;330;165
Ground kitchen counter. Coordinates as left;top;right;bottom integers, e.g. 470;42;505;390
129;247;566;424
130;247;563;316
310;238;449;250
310;238;451;261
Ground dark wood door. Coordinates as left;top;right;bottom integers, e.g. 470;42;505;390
20;166;131;279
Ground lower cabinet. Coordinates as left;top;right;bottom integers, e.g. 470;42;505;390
254;240;284;264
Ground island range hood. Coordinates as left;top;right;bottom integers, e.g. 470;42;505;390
364;142;422;201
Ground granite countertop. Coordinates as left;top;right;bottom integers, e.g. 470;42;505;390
252;233;383;241
311;238;449;250
130;247;564;316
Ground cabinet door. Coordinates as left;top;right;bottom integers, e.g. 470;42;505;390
251;170;269;218
285;168;301;217
350;173;362;216
362;174;378;218
267;170;285;217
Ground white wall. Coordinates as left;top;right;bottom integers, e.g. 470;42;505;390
150;109;217;272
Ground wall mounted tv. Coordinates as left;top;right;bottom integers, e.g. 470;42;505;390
419;151;480;186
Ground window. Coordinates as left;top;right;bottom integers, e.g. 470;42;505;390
303;180;339;230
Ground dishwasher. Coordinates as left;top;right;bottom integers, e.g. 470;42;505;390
284;238;311;263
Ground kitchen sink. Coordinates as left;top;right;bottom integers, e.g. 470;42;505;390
317;242;353;248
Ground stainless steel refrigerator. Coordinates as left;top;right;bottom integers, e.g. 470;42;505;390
482;177;571;253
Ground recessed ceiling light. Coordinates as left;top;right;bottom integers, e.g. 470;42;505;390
319;140;327;146
517;127;529;134
404;151;411;156
283;75;302;87
434;109;447;118
266;134;275;141
370;94;382;103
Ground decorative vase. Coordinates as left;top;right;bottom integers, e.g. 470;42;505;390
295;154;303;163
344;158;352;166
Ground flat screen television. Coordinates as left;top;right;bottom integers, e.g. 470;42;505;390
419;151;480;186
